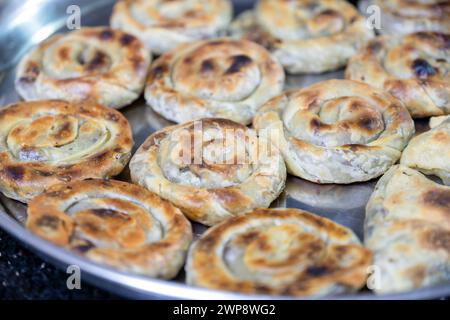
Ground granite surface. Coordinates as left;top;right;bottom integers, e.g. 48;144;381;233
0;228;119;299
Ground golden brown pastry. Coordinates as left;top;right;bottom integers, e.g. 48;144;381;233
27;179;192;278
15;27;151;109
359;0;450;34
130;118;286;226
365;165;450;293
230;0;374;74
111;0;233;55
253;79;415;184
0;100;133;202
144;38;284;125
401;117;450;184
186;208;372;297
346;32;450;118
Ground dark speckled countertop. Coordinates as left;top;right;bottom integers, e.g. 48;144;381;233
0;228;119;299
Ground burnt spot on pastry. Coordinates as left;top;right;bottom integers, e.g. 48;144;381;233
412;59;436;79
358;117;380;131
342;144;372;152
236;231;259;246
19;63;40;83
225;55;253;74
91;208;131;221
58;47;70;60
119;33;135;46
305;265;330;277
99;29;114;41
424;229;450;253
52;121;73;141
197;235;217;251
36;215;61;229
86;51;110;72
200;59;215;73
34;169;54;177
72;239;96;254
349;15;358;24
106;112;120;122
91;151;109;163
367;41;383;54
4;166;25;182
309;118;331;131
149;64;169;80
423;189;450;209
317;9;340;18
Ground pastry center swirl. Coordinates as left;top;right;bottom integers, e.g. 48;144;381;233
172;45;261;101
284;96;385;147
257;0;350;41
65;197;163;251
221;222;363;285
6;114;110;163
43;40;113;79
158;124;255;189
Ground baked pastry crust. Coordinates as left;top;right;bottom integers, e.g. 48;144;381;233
130;118;286;226
186;208;372;297
345;32;450;118
230;0;374;74
401;117;450;184
365;165;450;293
430;115;450;128
0;100;133;202
144;38;284;125
15;27;151;109
359;0;450;35
253;79;415;184
111;0;233;55
27;179;192;278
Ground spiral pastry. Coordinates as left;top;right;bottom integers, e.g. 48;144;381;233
253;79;415;184
111;0;233;55
230;0;374;74
144;38;284;125
401;117;450;184
365;165;450;293
186;208;372;297
359;0;450;34
0;100;133;203
15;27;151;109
27;179;192;278
346;32;450;118
130;118;286;226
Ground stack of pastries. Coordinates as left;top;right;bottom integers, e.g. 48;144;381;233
0;0;448;298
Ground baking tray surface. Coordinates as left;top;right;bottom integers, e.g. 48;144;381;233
0;0;449;300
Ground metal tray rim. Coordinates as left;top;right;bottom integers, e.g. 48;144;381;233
2;201;450;300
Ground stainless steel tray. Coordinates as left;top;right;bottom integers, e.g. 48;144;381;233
0;0;449;300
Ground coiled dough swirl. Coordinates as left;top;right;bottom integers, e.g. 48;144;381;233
15;27;151;109
0;100;133;202
346;32;450;118
230;0;374;73
186;208;372;297
130;118;286;226
27;179;193;278
144;38;284;125
253;79;415;184
111;0;233;55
